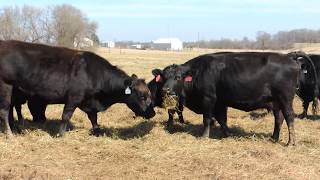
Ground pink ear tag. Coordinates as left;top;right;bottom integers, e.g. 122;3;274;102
155;75;162;82
184;76;192;82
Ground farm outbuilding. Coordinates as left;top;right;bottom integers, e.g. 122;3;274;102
106;41;115;48
152;38;183;51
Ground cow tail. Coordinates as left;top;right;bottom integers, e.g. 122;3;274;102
312;97;319;115
312;86;319;115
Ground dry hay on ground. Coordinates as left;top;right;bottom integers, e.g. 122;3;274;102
0;48;320;179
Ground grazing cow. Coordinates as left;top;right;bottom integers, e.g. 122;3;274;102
145;69;185;124
157;52;314;145
0;40;154;137
295;53;320;119
147;52;234;126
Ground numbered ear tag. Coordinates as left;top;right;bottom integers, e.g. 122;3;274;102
303;69;308;74
125;87;131;94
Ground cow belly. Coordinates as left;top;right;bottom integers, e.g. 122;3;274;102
185;96;204;114
18;86;67;104
228;100;272;112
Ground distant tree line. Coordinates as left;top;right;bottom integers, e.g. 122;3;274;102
184;29;320;50
0;5;99;48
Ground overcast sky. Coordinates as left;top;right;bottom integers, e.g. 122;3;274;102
1;0;320;42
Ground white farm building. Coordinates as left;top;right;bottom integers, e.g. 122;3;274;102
106;41;115;48
152;38;183;51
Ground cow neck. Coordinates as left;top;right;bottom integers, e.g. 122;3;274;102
147;78;163;107
101;68;131;104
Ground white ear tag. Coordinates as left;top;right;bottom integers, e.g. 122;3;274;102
125;87;131;94
303;69;308;74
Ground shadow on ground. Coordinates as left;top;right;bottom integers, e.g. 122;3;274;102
164;118;271;140
90;120;156;140
248;111;270;120
1;118;156;140
0;118;68;136
303;115;320;121
16;119;74;136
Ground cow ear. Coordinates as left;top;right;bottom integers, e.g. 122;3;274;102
152;69;162;76
180;65;192;77
124;78;133;87
131;74;138;79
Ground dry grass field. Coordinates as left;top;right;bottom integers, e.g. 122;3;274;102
1;48;320;179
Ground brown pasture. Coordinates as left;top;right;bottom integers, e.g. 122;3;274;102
0;48;320;179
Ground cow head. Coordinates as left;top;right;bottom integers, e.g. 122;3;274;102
298;58;312;86
290;52;319;114
149;68;166;106
124;74;155;118
294;55;317;92
157;64;192;106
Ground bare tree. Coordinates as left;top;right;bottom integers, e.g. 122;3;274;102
0;5;98;48
51;4;97;48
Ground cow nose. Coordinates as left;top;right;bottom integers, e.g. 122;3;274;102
162;87;170;94
162;87;176;96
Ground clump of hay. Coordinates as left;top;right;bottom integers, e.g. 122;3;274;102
162;94;179;110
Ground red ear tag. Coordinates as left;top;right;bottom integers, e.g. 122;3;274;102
155;75;162;82
184;76;192;82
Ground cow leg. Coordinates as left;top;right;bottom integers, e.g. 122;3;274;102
298;100;309;119
215;105;230;137
280;103;296;146
0;83;13;137
202;96;215;138
271;103;284;142
28;99;47;123
177;104;185;124
58;105;76;137
87;112;101;136
15;103;25;126
8;104;15;127
166;109;175;126
7;104;22;133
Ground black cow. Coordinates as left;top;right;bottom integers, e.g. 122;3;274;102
146;69;185;125
10;52;234;126
147;52;234;126
156;52;314;145
0;40;154;137
295;53;320;119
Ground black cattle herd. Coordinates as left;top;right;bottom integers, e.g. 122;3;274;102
0;40;319;146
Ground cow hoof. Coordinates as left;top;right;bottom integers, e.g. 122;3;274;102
10;123;22;134
15;127;22;134
201;130;210;138
286;143;295;146
269;136;279;143
178;119;185;124
286;141;296;146
56;131;65;138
